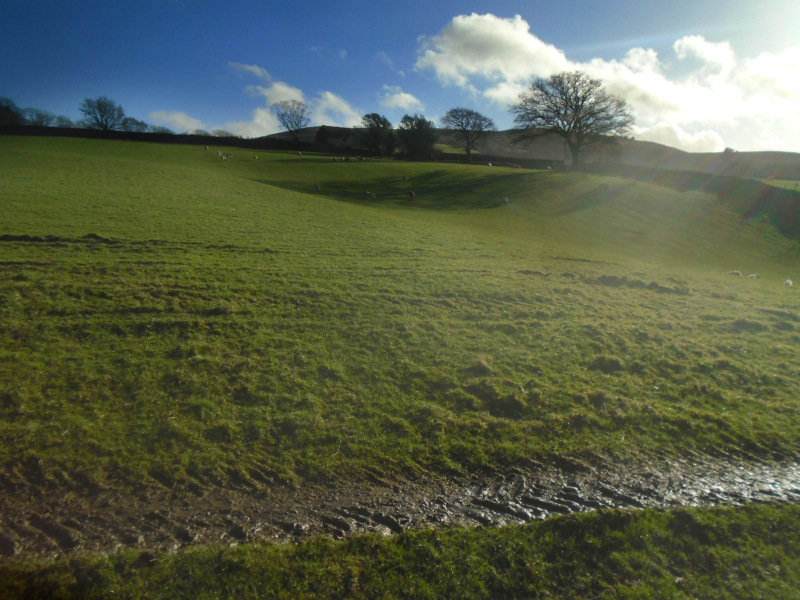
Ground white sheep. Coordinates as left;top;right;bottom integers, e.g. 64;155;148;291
486;162;492;167
217;151;222;156
297;151;303;157
785;279;793;286
205;146;209;150
728;270;742;276
407;190;416;199
226;153;233;158
221;155;227;161
748;273;760;278
333;156;338;162
503;197;509;204
253;155;258;159
547;166;552;171
365;191;376;199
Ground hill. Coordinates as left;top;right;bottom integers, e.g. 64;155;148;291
1;136;799;597
262;126;800;182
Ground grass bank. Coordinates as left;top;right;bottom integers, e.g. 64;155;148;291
2;503;799;599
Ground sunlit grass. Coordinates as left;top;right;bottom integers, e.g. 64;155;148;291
2;135;799;490
2;134;800;598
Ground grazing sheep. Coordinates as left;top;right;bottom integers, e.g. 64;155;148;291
365;191;375;199
728;270;742;276
486;162;492;167
226;153;233;158
547;166;552;171
503;197;509;204
357;156;365;161
221;155;227;161
344;156;351;162
785;279;793;286
253;155;258;159
217;151;222;156
333;156;338;162
204;146;209;150
407;190;416;199
748;273;760;278
402;175;408;181
297;151;303;157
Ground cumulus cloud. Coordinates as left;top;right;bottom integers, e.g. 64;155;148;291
246;82;306;105
313;91;362;127
222;108;279;138
379;85;424;110
633;122;725;153
416;13;800;152
149;110;205;132
416;13;569;92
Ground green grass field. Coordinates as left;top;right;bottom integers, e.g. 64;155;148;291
2;135;799;596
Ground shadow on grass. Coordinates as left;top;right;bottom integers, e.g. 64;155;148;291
262;170;585;213
583;163;800;239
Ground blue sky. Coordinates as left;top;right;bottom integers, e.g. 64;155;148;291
3;0;800;152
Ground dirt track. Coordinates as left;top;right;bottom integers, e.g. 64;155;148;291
2;453;799;559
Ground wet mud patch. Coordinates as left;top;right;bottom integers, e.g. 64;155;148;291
1;454;799;558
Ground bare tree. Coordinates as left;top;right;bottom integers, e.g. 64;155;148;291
510;71;634;168
122;117;149;132
272;100;310;143
23;108;56;127
441;107;496;162
211;128;235;138
79;96;126;131
0;97;25;126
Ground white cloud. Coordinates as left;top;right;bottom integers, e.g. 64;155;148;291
379;85;424;111
229;62;271;81
312;91;362;127
246;82;305;105
634;122;725;153
415;13;569;94
415;13;800;152
224;108;282;138
149;110;205;132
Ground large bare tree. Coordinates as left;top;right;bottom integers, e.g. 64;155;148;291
441;107;496;162
272;100;310;143
510;71;634;168
79;96;126;131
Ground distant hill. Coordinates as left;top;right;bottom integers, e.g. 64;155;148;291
262;127;800;182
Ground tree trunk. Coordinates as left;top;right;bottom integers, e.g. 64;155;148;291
566;140;581;168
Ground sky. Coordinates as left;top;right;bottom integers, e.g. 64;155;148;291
2;0;800;153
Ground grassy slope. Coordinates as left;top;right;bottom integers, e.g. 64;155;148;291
2;136;800;595
2;135;799;486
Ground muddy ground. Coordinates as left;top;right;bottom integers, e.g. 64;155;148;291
2;451;799;559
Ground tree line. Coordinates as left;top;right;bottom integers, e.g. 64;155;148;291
269;71;634;167
3;71;634;168
0;96;178;134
